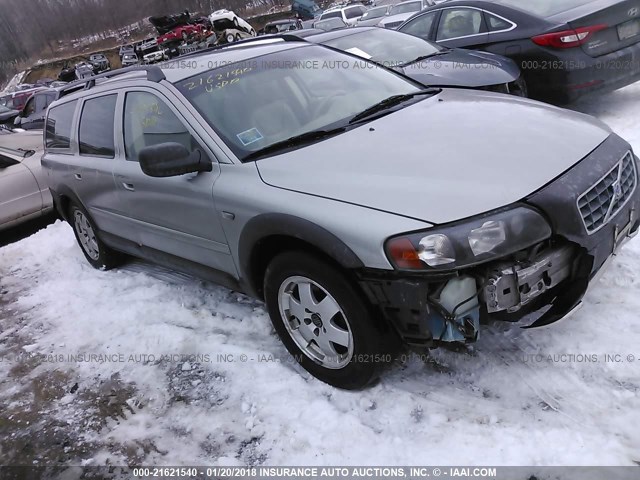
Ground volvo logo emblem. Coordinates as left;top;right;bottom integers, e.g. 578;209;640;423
613;181;623;201
630;7;639;17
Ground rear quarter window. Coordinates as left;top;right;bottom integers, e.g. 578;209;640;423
45;100;78;150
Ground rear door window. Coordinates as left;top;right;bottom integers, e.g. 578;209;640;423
79;94;117;158
45;100;77;150
437;8;484;40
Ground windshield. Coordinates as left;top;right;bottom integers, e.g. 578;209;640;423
314;18;346;30
361;7;387;19
390;1;421;15
323;28;441;66
320;10;343;19
176;45;420;161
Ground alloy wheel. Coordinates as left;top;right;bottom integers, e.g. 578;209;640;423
278;276;354;369
74;210;100;260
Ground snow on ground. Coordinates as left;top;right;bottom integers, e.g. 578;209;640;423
1;84;640;470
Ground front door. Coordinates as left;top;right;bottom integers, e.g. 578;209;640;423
112;89;235;275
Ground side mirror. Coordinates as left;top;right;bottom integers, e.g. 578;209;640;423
14;115;21;125
139;142;212;178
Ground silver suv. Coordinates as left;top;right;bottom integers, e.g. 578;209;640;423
42;37;639;389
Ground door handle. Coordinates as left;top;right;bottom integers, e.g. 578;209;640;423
122;182;135;192
74;173;82;181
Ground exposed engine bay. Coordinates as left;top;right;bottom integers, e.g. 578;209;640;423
427;243;576;343
360;240;579;347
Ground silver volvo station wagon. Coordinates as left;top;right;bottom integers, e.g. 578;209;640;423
42;37;640;389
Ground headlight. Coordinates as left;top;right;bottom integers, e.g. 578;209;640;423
385;206;551;271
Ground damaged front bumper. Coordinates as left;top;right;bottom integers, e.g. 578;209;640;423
359;134;640;348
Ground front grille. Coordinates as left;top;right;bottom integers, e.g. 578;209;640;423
577;151;637;234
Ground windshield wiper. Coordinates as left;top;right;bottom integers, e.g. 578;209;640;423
348;89;440;125
243;127;346;161
405;49;451;65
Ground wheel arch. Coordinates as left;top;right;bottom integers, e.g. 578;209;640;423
238;213;365;299
50;185;86;223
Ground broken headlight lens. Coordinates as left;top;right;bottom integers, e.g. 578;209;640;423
386;206;552;270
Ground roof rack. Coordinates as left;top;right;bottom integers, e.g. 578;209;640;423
179;34;307;59
58;65;166;98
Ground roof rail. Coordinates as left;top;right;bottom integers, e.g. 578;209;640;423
179;34;307;59
58;65;166;98
0;145;36;158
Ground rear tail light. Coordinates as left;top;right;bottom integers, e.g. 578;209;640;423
532;24;607;49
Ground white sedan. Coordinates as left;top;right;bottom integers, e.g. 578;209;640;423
0;130;53;231
209;9;256;36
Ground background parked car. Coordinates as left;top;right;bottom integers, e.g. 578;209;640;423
262;19;302;34
0;130;53;231
157;23;205;46
209;9;256;36
0;86;46;111
119;44;135;59
397;0;640;103
308;26;526;95
291;0;323;20
75;62;94;80
143;48;168;64
88;53;110;73
356;5;391;26
121;52;140;67
318;4;368;26
14;88;61;130
0;105;19;126
58;62;77;82
379;0;434;29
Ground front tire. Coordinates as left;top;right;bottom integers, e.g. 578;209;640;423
264;251;391;389
69;203;123;270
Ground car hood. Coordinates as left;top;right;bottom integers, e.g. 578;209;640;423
399;49;520;88
379;12;415;26
256;89;612;224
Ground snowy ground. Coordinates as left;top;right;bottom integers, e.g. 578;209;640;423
1;84;640;471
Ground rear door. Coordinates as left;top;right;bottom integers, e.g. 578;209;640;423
73;92;131;240
0;152;42;225
435;6;489;48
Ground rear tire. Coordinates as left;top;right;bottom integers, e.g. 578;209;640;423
69;203;123;270
264;251;392;389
